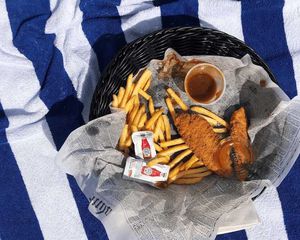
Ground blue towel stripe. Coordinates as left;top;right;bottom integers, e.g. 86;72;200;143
241;0;297;98
0;102;43;240
80;0;126;73
67;175;108;240
277;156;300;240
5;0;107;239
216;230;247;240
242;1;299;239
156;0;200;28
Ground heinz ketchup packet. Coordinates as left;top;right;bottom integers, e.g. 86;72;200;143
123;157;170;186
132;131;156;160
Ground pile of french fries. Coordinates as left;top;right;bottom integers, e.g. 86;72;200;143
112;69;229;186
112;69;152;151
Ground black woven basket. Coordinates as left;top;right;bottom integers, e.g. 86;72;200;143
90;26;276;120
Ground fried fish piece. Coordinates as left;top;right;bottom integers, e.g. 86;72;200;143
175;113;232;176
230;107;253;180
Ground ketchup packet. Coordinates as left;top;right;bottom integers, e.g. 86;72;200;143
123;157;170;187
132;131;156;160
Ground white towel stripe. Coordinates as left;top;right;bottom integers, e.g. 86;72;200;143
198;0;244;41
117;0;161;43
283;0;300;94
45;0;100;122
246;187;288;240
0;1;87;239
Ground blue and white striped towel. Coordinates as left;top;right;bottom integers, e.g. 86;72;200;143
0;0;299;239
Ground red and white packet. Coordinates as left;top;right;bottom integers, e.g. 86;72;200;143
132;131;156;160
123;157;170;187
123;131;170;187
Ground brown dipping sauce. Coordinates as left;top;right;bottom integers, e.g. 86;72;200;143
214;137;254;179
185;73;217;103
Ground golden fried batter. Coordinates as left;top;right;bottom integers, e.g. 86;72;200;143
175;113;232;176
230;107;248;146
230;107;253;180
175;109;253;180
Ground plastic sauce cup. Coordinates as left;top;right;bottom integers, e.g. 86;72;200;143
184;63;226;105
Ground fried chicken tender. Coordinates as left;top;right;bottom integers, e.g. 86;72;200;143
175;113;231;176
230;107;253;180
175;109;253;180
230;107;248;146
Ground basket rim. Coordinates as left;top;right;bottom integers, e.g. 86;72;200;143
89;26;278;121
89;26;274;199
98;26;276;87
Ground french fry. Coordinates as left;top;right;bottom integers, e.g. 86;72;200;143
166;88;188;111
148;98;155;115
181;171;212;178
129;83;135;98
119;124;128;147
200;115;219;127
147;156;170;167
191;106;229;129
138;113;147;129
168;162;184;183
124;96;137;113
134;94;140;105
183;154;199;170
165;97;176;121
213;128;228;133
138;89;151;100
158;144;189;157
168;149;192;168
179;164;185;171
154;143;163;152
173;177;203;185
153;119;162;142
162;115;171;141
153;117;165;142
143;78;151;91
128;104;139;123
125;136;132;147
158;129;165;142
158;116;165;132
191;161;205;168
117;87;125;106
182;167;209;175
112;94;118;108
133;105;146;127
130;125;138;133
160;138;185;148
145;109;164;130
132;69;152;96
120;74;133;108
172;168;211;183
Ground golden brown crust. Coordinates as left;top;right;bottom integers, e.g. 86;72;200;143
230;107;248;146
230;107;253;180
175;113;223;173
175;109;253;180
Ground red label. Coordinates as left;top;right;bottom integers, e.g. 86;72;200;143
141;166;161;177
141;137;152;159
